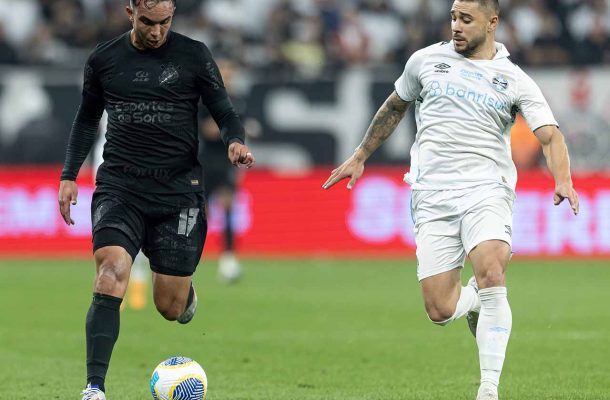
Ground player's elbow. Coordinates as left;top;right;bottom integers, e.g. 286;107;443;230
535;125;562;147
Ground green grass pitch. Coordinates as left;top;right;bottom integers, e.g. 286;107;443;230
0;258;608;399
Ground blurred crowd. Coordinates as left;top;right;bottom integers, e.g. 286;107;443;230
0;0;609;75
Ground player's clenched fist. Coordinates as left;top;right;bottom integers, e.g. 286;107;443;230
228;142;255;168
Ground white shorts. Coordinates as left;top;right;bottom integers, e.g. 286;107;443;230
411;183;515;281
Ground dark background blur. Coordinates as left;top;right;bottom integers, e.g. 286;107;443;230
1;0;609;258
1;0;609;70
1;0;609;170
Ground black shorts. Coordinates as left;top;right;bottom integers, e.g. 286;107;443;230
91;190;207;277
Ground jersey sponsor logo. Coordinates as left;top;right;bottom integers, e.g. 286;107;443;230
434;63;451;73
492;74;509;92
460;69;483;81
121;165;172;180
159;63;180;86
112;101;174;124
426;80;509;110
133;71;150;83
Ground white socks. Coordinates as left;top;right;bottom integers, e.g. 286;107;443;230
476;286;512;388
432;284;480;326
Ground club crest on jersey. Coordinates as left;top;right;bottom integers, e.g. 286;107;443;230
159;63;180;86
492;74;509;92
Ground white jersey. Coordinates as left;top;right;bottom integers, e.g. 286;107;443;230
395;41;557;191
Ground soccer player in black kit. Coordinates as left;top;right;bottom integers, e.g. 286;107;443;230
57;1;255;399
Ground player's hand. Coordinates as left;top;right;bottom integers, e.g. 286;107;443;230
322;153;365;190
554;181;579;215
58;180;78;225
228;142;255;168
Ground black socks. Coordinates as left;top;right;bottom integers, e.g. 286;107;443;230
85;293;122;392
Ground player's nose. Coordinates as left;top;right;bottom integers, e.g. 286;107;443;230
151;24;161;37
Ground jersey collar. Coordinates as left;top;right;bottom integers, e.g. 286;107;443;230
449;40;510;60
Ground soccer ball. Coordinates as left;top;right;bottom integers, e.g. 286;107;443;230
150;356;208;400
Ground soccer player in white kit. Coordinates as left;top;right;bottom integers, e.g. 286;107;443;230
323;1;579;399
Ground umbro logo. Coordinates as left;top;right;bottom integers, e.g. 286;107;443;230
434;63;451;73
505;225;512;237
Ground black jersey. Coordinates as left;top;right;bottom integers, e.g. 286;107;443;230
83;31;240;195
201;136;232;173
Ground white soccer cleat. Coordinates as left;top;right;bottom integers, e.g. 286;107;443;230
476;383;499;400
81;384;106;400
218;252;242;283
177;286;198;325
466;276;480;337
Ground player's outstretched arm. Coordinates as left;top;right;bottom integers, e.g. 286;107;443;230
58;94;104;225
534;125;579;215
228;141;255;168
323;91;411;190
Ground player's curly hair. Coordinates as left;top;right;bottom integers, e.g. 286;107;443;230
130;0;176;9
456;0;500;16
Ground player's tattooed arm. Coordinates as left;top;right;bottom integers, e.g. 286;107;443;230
322;91;411;190
356;91;412;160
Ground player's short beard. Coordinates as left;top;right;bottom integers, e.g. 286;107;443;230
454;30;487;58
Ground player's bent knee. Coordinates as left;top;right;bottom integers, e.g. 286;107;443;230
478;267;505;288
425;305;455;326
95;262;129;294
154;298;185;321
155;303;180;321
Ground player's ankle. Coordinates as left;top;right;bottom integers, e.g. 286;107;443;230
88;378;105;392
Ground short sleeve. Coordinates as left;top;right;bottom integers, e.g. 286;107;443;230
517;69;558;131
82;49;103;100
196;43;229;106
394;49;426;102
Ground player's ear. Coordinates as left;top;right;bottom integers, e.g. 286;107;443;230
488;15;498;32
126;5;134;22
